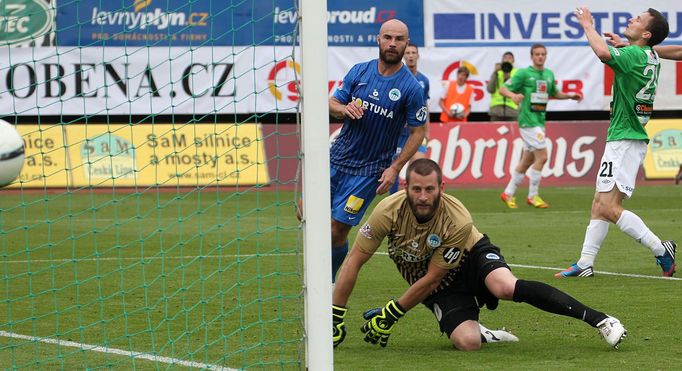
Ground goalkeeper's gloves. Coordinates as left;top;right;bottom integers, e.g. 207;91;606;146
360;299;405;347
332;305;348;347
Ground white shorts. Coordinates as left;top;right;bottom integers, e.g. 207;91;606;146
595;140;647;198
519;126;547;151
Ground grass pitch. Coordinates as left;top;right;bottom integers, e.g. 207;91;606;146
1;184;681;370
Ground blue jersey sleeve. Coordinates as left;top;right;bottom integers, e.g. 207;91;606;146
405;85;427;128
424;78;430;101
333;63;361;104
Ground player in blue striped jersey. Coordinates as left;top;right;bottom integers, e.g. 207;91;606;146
328;19;427;282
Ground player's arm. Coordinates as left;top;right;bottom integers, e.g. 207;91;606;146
329;96;364;120
576;7;611;62
360;254;448;348
499;85;523;105
554;91;583;102
396;260;449;311
333;244;373;307
376;124;425;195
654;45;682;61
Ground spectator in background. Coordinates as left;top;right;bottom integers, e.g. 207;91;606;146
487;52;519;121
439;66;473;123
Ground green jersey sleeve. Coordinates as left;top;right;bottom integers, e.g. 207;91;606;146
606;45;637;74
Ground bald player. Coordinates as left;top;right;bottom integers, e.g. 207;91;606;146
325;19;427;282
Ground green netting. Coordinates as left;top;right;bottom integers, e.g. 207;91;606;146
0;0;304;369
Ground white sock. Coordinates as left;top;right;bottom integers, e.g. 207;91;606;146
616;210;664;256
528;168;542;197
577;220;609;269
503;171;525;196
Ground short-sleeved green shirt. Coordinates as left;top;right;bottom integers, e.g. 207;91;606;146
504;66;558;128
605;45;659;143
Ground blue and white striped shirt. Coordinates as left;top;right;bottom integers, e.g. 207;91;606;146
332;59;427;177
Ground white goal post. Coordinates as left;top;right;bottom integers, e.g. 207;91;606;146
300;0;334;369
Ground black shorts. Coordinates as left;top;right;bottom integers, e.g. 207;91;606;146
422;235;510;336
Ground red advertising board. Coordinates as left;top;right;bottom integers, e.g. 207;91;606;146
262;121;616;189
425;121;610;186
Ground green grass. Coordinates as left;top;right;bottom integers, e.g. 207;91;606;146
1;184;681;369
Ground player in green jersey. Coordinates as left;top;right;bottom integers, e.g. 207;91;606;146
499;44;582;209
556;7;675;278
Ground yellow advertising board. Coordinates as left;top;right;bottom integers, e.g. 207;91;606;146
66;123;269;187
8;124;70;188
643;119;682;179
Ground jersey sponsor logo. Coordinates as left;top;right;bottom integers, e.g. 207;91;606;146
443;247;461;264
369;89;380;101
634;103;653;116
343;194;364;214
401;250;429;262
485;253;500;260
427;234;442;248
351;96;395;119
359;222;373;239
416;106;428;121
612;48;621;57
388;88;401;101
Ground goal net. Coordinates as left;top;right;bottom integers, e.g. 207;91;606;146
0;0;330;368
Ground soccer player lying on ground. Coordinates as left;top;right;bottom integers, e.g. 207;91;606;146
332;159;627;350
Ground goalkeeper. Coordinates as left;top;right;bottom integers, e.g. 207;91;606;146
332;159;626;351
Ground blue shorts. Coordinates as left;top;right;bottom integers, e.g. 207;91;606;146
330;167;378;226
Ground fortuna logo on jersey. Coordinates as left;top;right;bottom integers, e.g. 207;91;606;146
352;97;395;119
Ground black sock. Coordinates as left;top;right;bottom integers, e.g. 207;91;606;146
512;279;607;327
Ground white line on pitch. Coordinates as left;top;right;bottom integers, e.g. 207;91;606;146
0;331;237;370
3;252;680;282
507;263;682;281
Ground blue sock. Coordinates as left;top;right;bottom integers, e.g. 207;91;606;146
331;242;349;283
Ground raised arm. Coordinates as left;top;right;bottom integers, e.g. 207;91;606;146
576;7;611;62
654;45;682;60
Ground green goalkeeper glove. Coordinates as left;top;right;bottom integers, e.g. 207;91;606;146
360;299;405;347
332;305;348;347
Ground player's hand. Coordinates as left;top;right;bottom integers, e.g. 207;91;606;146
332;305;348;347
344;101;365;120
494;62;501;71
360;299;405;347
574;7;593;28
604;32;628;48
511;93;524;105
376;166;398;194
571;93;583;102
